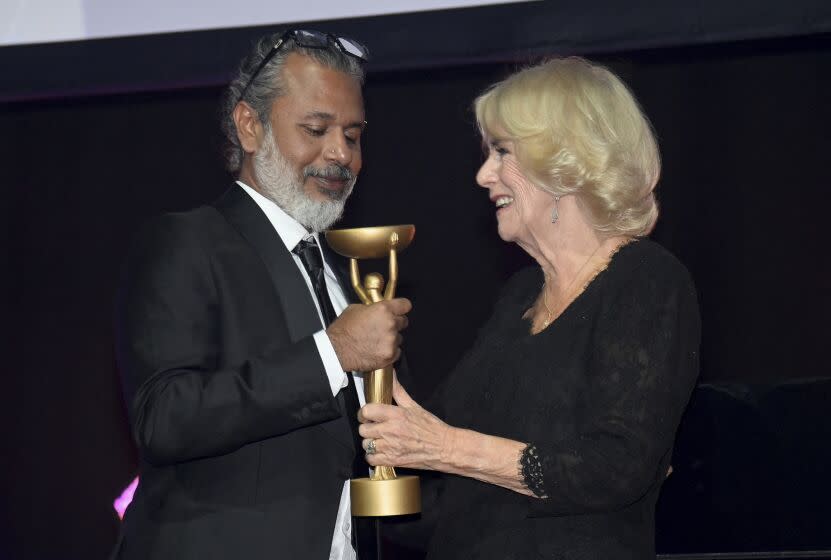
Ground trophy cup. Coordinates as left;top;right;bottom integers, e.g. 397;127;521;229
325;225;421;517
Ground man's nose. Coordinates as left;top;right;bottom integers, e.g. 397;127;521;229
324;134;352;165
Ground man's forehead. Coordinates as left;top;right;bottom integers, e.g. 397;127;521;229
280;53;358;92
275;53;364;117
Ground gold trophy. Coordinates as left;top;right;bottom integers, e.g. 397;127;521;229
325;225;421;517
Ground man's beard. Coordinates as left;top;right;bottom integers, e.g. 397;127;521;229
252;126;356;233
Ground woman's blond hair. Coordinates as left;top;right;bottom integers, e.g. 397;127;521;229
474;57;660;236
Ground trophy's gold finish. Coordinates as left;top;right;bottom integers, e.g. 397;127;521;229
350;476;421;517
324;225;421;517
325;225;414;260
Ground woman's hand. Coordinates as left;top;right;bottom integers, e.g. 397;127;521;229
359;377;532;495
357;376;456;471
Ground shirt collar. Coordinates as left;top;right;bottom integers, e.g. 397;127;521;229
236;180;318;252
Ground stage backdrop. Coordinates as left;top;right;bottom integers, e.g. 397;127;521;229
1;3;829;559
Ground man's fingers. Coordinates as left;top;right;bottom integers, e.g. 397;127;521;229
386;298;412;316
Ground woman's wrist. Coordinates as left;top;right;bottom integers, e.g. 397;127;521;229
438;424;461;471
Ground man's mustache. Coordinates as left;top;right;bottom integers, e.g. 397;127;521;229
304;164;354;182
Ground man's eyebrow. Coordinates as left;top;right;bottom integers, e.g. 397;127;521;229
302;112;366;130
302;111;336;121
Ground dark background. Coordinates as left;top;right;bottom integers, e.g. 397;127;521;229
2;2;830;558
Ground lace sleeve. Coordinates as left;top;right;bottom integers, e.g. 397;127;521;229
519;444;548;498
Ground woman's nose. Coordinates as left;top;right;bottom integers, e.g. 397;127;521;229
476;157;497;188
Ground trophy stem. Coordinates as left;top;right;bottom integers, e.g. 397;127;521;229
366;366;396;481
365;366;394;406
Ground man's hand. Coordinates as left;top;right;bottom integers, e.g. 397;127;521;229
327;298;411;372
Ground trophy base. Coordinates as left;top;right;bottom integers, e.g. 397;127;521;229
350;475;421;517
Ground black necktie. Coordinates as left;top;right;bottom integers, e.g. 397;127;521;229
293;237;377;559
293;237;338;326
292;237;365;477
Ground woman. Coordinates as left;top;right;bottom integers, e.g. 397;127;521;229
359;57;700;559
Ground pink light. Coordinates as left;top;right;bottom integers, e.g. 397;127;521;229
113;476;139;520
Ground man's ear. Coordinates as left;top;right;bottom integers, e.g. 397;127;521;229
233;101;263;155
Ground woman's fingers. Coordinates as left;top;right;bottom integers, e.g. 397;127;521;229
392;376;417;408
358;422;380;439
361;437;391;467
357;402;395;423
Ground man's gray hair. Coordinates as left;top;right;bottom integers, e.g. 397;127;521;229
221;31;367;173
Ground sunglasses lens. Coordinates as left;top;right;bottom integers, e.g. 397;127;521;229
294;29;329;48
338;37;368;60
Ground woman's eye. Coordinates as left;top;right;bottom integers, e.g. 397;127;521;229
495;146;510;156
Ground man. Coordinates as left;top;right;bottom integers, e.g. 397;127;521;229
113;30;409;560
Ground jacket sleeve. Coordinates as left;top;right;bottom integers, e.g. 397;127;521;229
115;213;341;467
526;262;701;516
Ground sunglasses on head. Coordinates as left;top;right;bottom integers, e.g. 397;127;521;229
238;29;369;101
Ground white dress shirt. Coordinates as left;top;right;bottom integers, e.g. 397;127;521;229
237;181;363;560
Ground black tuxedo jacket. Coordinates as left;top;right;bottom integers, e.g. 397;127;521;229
113;185;362;559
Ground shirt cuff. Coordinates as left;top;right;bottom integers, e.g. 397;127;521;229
313;330;348;397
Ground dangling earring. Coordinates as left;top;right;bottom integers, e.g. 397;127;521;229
551;196;561;224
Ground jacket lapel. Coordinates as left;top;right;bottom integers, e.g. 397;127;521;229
213;185;354;452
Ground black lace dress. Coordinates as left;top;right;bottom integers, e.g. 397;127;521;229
426;239;700;559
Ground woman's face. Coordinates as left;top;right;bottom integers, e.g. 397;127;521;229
476;137;555;246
